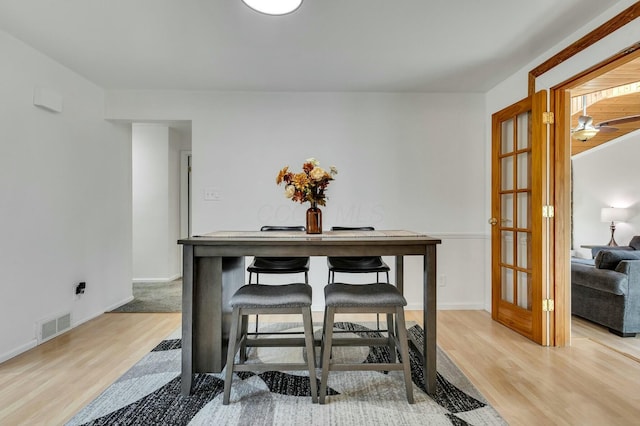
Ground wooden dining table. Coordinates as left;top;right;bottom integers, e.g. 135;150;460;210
178;229;441;396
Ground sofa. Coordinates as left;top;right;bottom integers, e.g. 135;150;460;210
571;236;640;337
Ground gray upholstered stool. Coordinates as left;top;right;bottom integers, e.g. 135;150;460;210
319;282;414;404
223;283;318;405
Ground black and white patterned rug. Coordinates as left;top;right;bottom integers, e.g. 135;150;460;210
66;322;506;425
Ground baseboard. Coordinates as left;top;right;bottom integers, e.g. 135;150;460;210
133;274;181;284
104;296;135;312
0;339;37;364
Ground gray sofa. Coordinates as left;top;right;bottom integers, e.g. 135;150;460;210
571;236;640;337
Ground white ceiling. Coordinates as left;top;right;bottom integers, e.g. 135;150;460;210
0;0;621;92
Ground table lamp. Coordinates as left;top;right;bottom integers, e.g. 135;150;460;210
601;207;629;246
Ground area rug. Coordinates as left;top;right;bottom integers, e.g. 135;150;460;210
110;280;182;313
66;322;506;425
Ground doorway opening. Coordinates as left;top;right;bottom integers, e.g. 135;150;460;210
551;47;640;349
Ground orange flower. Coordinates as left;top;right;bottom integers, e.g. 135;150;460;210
292;172;310;190
276;166;289;184
276;158;337;206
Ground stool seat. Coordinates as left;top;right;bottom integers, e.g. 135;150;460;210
324;283;406;308
224;283;318;405
231;283;312;308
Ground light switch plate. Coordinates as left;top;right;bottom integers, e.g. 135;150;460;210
204;188;221;201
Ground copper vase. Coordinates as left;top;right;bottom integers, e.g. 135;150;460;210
306;203;322;234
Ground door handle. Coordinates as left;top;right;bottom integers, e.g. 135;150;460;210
488;218;498;226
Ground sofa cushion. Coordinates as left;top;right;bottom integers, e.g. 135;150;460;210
595;249;640;270
629;236;640;250
571;262;628;295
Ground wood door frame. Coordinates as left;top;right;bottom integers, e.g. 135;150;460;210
526;2;640;346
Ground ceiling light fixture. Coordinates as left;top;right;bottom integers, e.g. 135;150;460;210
241;0;303;16
572;127;599;142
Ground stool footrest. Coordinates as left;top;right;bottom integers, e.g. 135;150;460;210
245;337;309;347
247;330;308;337
328;337;396;346
328;363;406;372
233;363;315;372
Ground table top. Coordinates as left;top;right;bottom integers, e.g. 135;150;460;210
180;229;441;245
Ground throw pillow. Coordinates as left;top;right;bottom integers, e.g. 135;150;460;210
594;249;640;270
629;236;640;250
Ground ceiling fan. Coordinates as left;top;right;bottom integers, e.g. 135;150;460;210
571;96;640;141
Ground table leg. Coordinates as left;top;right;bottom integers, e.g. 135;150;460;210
181;245;194;396
424;245;437;395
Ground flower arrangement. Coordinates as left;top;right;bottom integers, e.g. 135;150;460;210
276;158;338;207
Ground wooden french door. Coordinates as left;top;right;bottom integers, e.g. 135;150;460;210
491;90;550;345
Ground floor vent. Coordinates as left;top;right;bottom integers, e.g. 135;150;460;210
38;313;72;343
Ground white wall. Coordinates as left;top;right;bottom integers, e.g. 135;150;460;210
572;131;640;258
132;124;187;282
106;90;488;310
0;30;132;362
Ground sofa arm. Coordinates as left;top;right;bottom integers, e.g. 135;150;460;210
615;260;640;282
615;260;640;332
591;245;634;258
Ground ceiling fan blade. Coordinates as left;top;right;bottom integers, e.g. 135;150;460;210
596;114;640;127
597;126;618;133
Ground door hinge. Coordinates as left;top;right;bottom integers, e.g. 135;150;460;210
542;205;555;218
543;111;554;124
542;299;555;312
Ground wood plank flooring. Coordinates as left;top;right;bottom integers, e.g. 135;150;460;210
433;311;640;425
0;313;180;426
1;311;639;425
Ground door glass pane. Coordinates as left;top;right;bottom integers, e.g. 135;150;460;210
501;119;513;154
517;192;530;229
517;271;531;310
501;156;513;190
516;112;530;150
501;231;514;265
517;232;530;269
517;152;530;189
501;193;513;228
502;267;514;303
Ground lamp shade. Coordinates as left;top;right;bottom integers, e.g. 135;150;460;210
601;207;629;223
241;0;303;15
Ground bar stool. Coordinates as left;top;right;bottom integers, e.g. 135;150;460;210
319;282;414;404
327;226;391;331
247;226;311;333
223;283;318;405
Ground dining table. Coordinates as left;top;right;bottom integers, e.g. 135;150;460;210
178;229;441;396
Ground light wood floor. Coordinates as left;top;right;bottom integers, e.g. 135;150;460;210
1;311;639;425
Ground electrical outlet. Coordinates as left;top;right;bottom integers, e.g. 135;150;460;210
75;282;86;295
